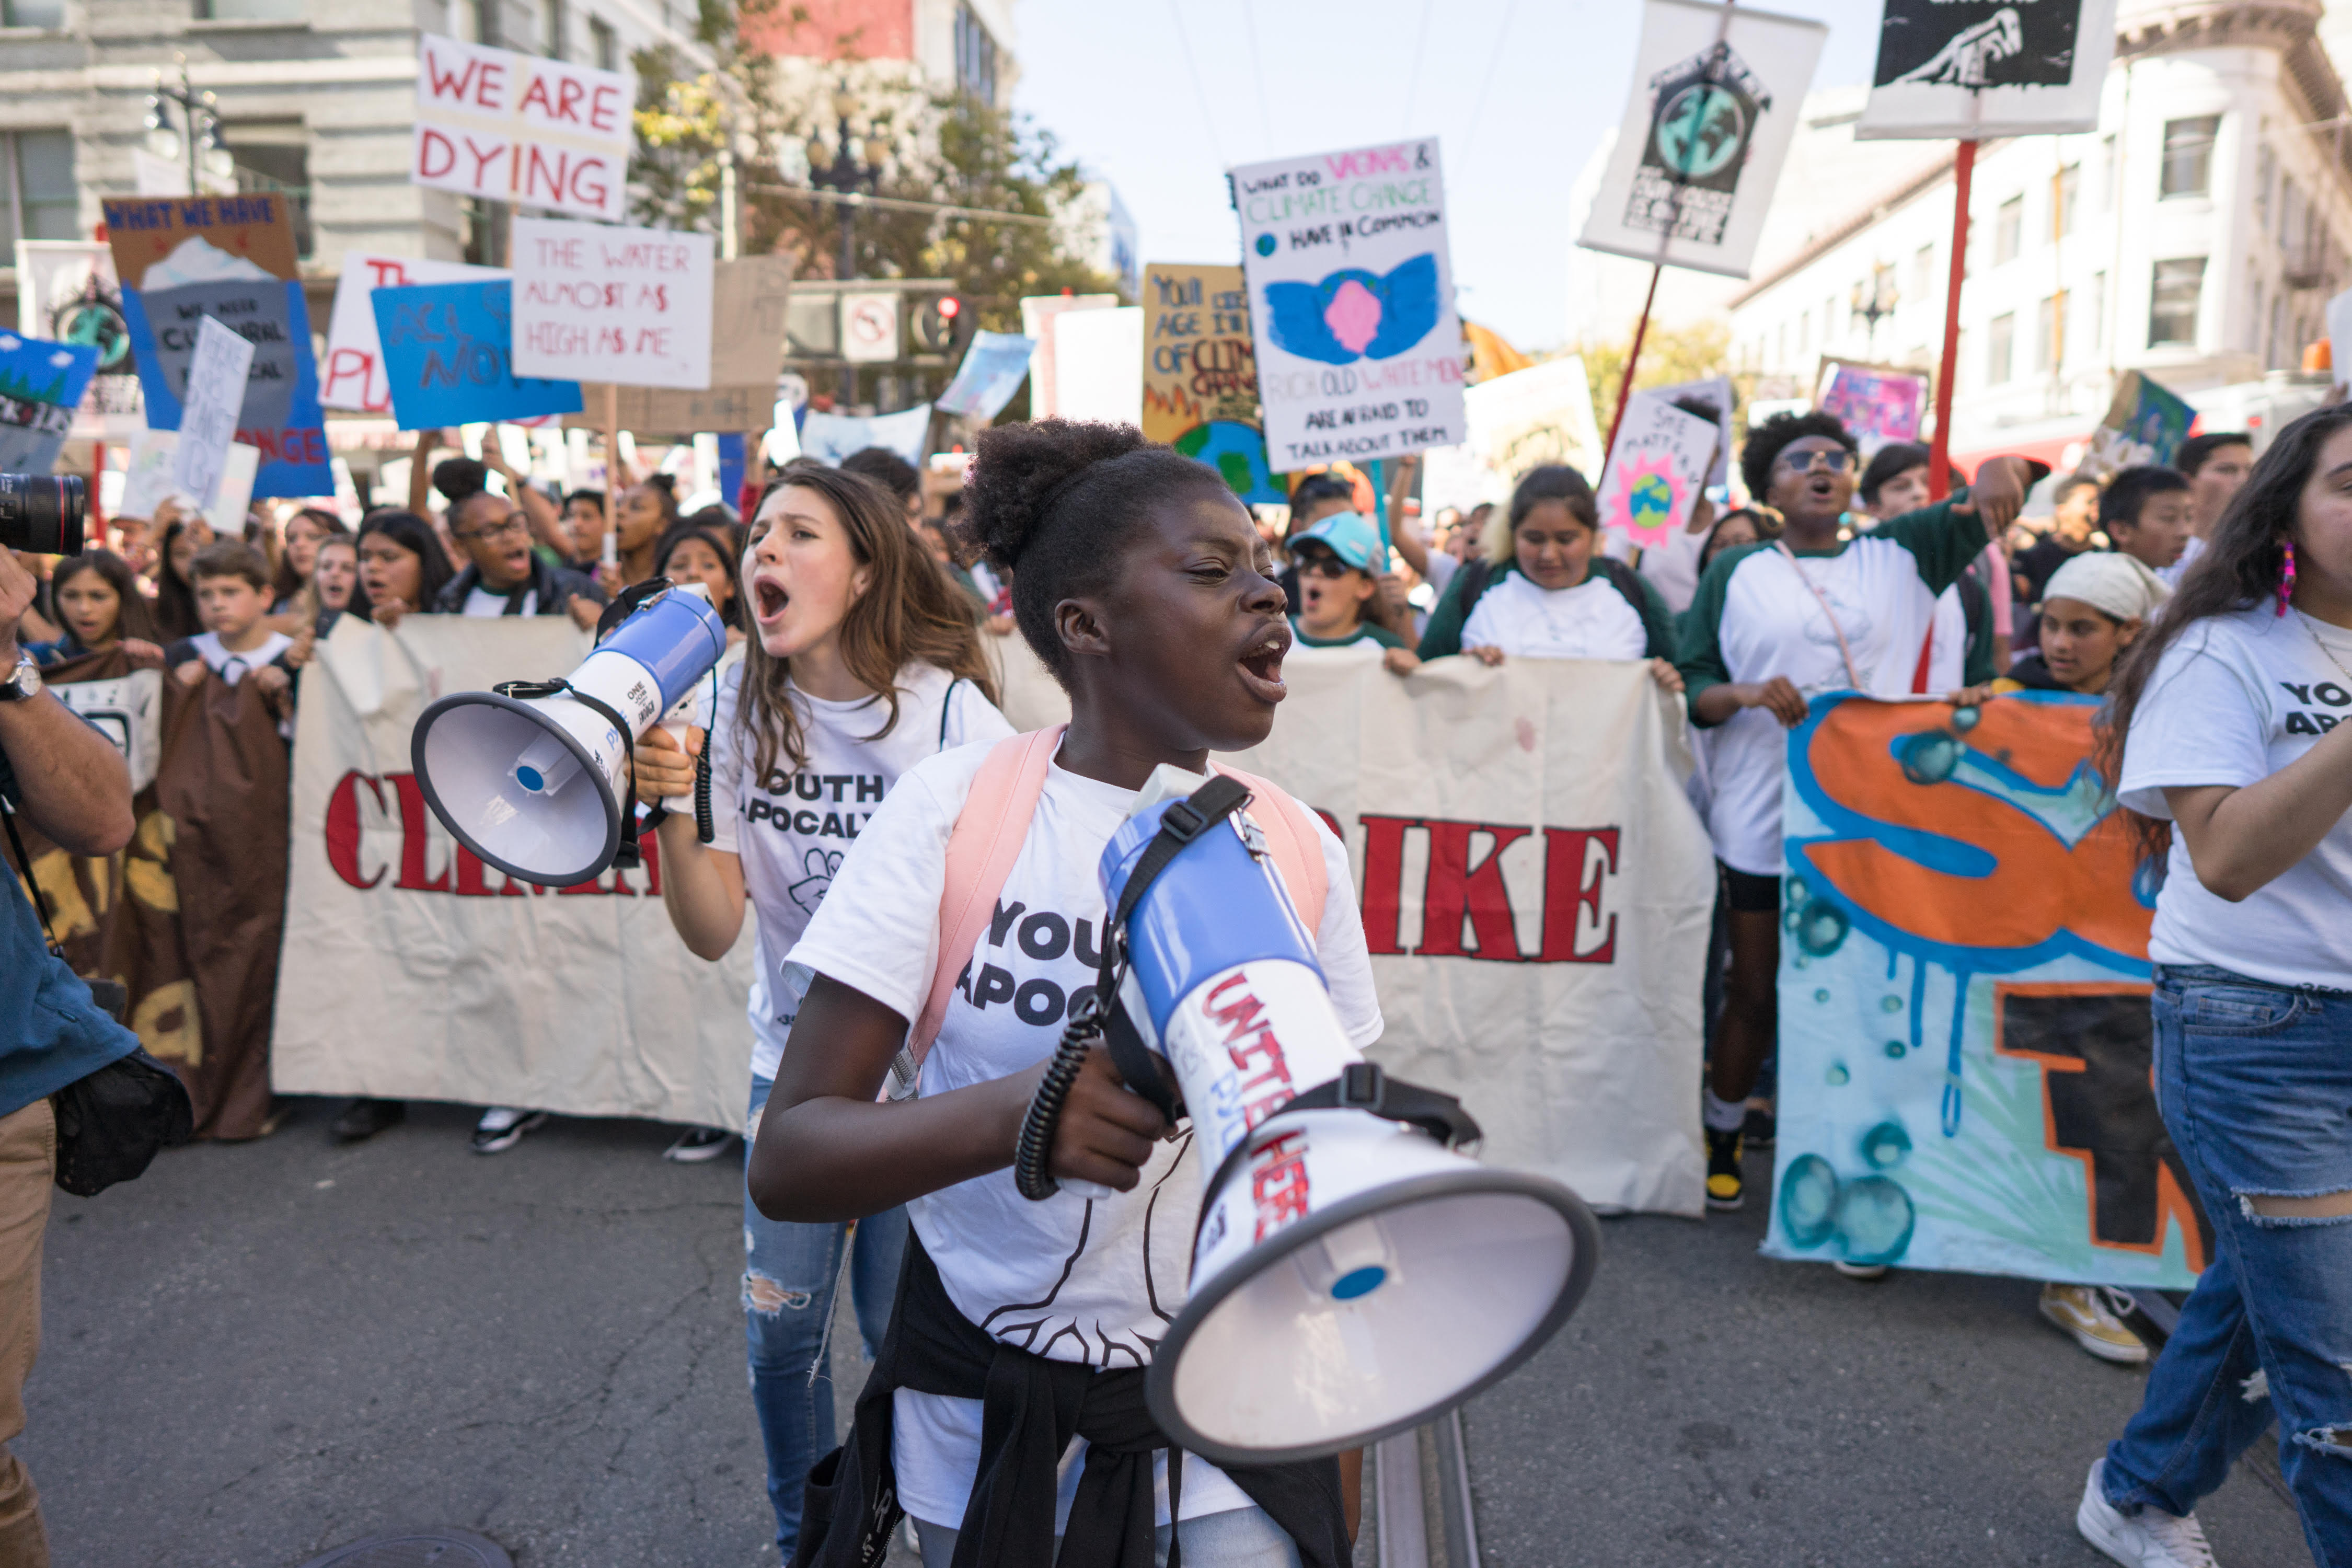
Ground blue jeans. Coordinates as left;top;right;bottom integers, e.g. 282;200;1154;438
2103;965;2352;1567
745;1075;909;1558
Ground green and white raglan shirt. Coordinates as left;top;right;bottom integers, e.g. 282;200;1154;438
1676;498;1991;877
1418;559;1675;661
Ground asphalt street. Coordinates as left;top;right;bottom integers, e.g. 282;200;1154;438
22;1103;2316;1567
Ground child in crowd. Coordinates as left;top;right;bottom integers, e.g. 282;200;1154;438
1858;442;2000;690
153;512;215;641
165;541;308;732
563;489;607;571
29;551;163;668
432;489;605;631
629;465;1012;1560
2015;473;2103;605
1678;411;2028;1212
2164;430;2254;585
1419;465;1682;692
2077;403;2352;1568
2100;467;2195;575
752;420;1366;1568
601;477;679;593
353;510;457;633
272;507;348;614
1287;512;1419;673
651;522;746;641
312;534;365;637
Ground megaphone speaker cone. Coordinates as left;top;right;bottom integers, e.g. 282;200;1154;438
1149;1112;1599;1467
411;689;624;887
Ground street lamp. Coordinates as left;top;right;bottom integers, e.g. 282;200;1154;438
811;115;879;404
1850;264;1899;360
146;56;234;197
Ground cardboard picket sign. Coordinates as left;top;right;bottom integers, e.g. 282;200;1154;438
1232;137;1468;469
1141;262;1281;504
412;35;633;223
1814;360;1927;457
321;254;508;413
1596;393;1717;549
371;279;583;430
510;217;716;390
99;193;331;497
1577;0;1827;281
0;331;99;475
1858;0;2117;142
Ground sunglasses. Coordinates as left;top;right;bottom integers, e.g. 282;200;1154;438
1776;448;1855;475
1294;551;1358;579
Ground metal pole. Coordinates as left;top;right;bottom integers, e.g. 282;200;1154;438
1929;141;1977;501
838;201;856;407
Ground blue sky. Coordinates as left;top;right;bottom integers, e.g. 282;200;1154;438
1013;0;1892;351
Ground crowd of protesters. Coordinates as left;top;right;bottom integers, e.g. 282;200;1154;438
5;397;2346;1568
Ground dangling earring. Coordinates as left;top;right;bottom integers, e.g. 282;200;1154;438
2278;539;2299;617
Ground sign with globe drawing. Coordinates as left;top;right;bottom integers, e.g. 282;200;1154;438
1594;393;1716;549
1578;0;1826;280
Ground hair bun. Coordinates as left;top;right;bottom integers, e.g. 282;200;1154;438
431;456;489;505
962;419;1148;569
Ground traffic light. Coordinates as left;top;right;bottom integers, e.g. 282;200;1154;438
910;292;967;353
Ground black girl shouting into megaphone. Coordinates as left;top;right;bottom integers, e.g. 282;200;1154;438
754;421;1380;1568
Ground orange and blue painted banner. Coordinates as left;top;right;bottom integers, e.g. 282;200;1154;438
1763;692;2209;1287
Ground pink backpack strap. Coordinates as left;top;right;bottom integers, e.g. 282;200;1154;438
1212;762;1329;935
907;725;1064;1066
895;733;1328;1093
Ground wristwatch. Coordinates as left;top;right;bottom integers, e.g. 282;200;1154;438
0;652;40;703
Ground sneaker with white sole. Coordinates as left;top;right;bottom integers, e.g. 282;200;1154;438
471;1107;549;1155
662;1125;737;1163
2042;1283;2150;1364
2077;1458;2220;1567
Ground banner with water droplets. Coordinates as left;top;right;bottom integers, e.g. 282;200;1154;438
1762;692;2208;1288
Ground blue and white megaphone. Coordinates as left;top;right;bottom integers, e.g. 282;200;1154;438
1097;769;1600;1466
411;580;728;887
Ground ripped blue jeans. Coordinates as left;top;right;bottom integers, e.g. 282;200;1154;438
745;1075;909;1559
2103;965;2352;1566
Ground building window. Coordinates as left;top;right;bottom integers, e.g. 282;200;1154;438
2160;116;2220;199
2255;144;2275;228
2089;271;2106;353
589;14;617;70
198;0;304;17
1;0;64;27
1993;195;2022;265
0;131;75;249
542;0;565;56
1798;309;1809;357
1988;312;2015;383
1912;243;1935;304
471;0;500;48
2251;278;2266;357
2149;258;2206;346
2270;293;2287;368
953;3;997;104
2038;291;2067;372
2102;134;2118;209
220;121;312;257
2052;164;2079;242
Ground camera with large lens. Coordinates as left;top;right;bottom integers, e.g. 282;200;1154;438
0;473;85;555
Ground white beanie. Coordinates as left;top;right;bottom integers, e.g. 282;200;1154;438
2042;551;2172;624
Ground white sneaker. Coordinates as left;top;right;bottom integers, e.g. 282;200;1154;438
2077;1459;2220;1567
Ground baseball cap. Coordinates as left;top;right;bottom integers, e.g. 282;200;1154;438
1292;512;1383;573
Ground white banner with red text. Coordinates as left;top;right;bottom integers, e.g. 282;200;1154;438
990;639;1715;1216
270;617;756;1129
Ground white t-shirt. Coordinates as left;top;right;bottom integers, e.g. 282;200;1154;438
1459;570;1656;661
181;629;292;686
709;661;1013;1081
2118;606;2352;988
783;744;1383;1532
463;584;538;616
1681;503;1988;875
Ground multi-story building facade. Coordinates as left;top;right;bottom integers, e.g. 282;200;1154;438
745;0;1016;107
1723;0;2352;467
0;0;716;320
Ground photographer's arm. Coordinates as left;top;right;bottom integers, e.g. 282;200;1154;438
0;551;131;855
